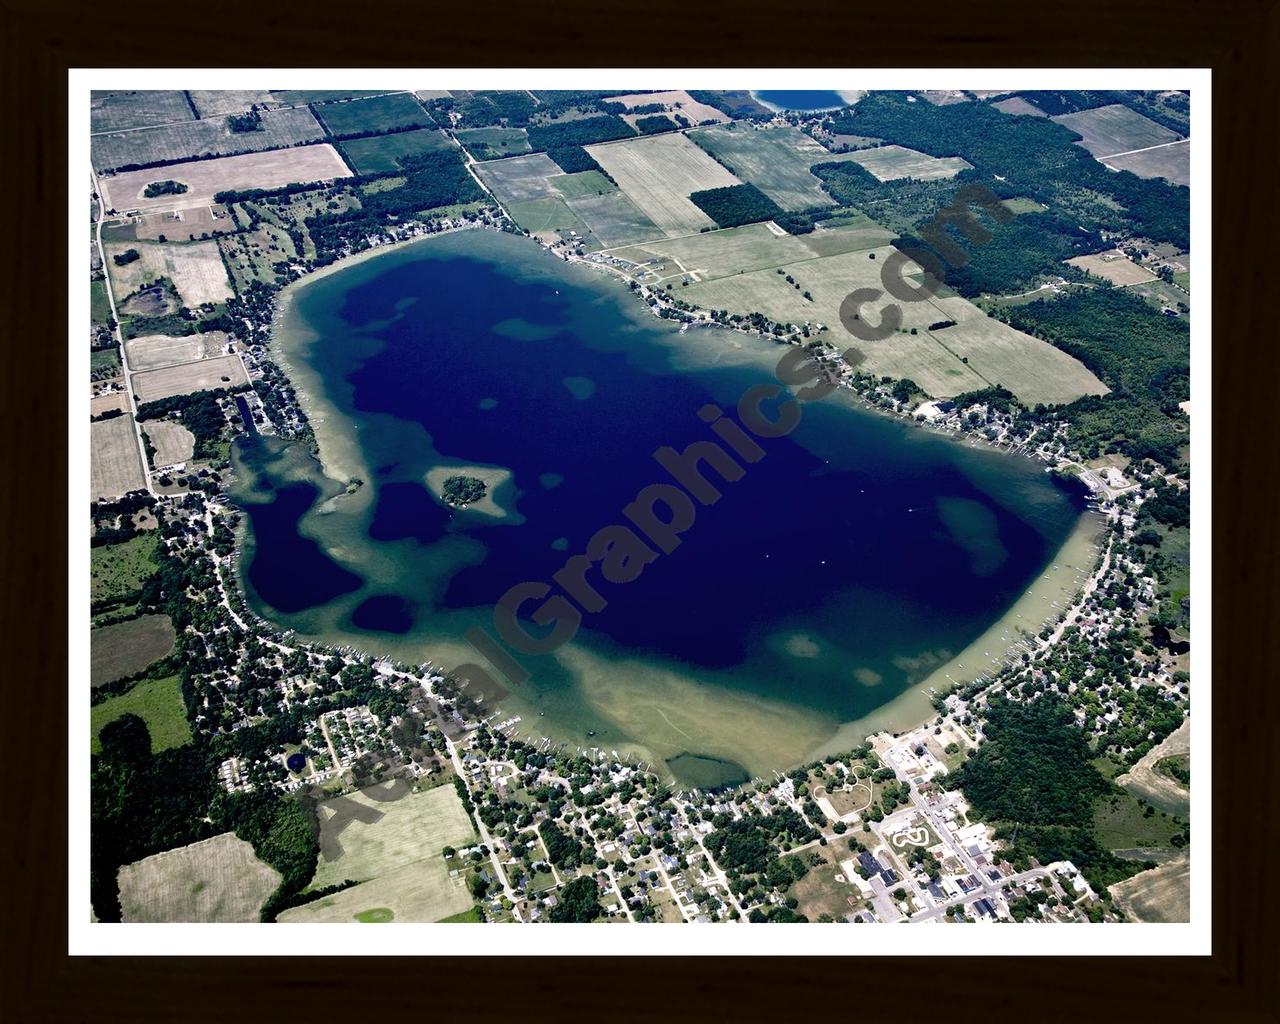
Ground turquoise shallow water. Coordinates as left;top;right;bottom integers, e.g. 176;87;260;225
233;231;1086;781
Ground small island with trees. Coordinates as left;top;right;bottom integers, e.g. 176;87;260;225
440;474;487;508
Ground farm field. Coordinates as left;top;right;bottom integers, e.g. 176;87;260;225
91;90;194;133
474;152;562;203
603;89;730;125
991;96;1047;117
586;133;740;236
339;128;452;174
314;92;431;137
550;170;616;199
118;833;281;923
98;144;351;215
131;354;248;402
682;245;1106;403
1104;140;1190;187
608;221;815;281
455;127;531;160
186;90;274;118
689;124;842;210
105;239;233;307
145;420;196;466
91;675;191;753
279;857;472;924
91;415;146;499
1066;250;1158;286
113;205;239;242
270;89;394;106
91;106;325;173
1051;104;1182;158
125;331;227;370
90;613;176;686
501;197;600;249
91;391;129;417
844;145;973;182
1108;851;1190;923
564;191;660;247
91;534;158;604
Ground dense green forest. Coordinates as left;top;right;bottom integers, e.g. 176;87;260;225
811;159;968;237
546;145;606;175
526;114;635;150
549;877;604;921
950;696;1141;895
828;93;1189;248
635;114;678;135
689;182;784;229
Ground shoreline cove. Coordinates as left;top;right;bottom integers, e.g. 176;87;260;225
247;227;1102;786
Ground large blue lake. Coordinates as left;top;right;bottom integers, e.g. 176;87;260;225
233;230;1089;786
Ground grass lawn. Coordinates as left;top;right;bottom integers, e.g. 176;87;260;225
91;675;191;753
1093;790;1182;852
91;533;159;605
91;348;121;375
91;278;112;324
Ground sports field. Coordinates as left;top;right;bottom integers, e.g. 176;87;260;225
118;832;281;923
1104;141;1190;187
125;331;227;370
340;129;452;174
105;239;233;307
91;415;146;499
565;191;660;247
1051;104;1182;158
132;354;247;402
1066;250;1158;286
145;421;196;465
91;675;191;753
98;144;351;214
281;780;477;924
90;613;176;686
91;90;194;133
586;133;741;236
314;92;430;137
689;124;840;210
91;105;325;173
844;145;973;182
474;152;563;203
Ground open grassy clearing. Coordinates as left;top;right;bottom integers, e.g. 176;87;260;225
339;128;452;174
603;89;730;125
105;239;233;306
550;170;616;199
474;152;563;203
98;144;351;215
1001;196;1047;215
990;96;1048;118
90;613;177;686
1051;104;1182;158
689;124;843;211
92;106;325;173
1104;141;1190;187
131;354;247;402
91;349;121;377
91;415;147;500
118;832;281;923
145;420;196;466
1093;789;1183;853
586;133;740;237
91;533;158;604
314;92;430;137
186;90;275;118
91;278;111;323
682;245;1106;403
124;331;227;370
91;90;194;133
564;191;660;247
790;844;858;922
280;857;472;924
1066;250;1158;286
91;675;191;753
455;127;531;160
843;145;973;182
1108;851;1189;922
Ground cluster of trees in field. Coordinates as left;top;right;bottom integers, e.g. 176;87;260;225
226;107;263;133
635;114;678;135
425;91;627;130
546;145;607;175
143;179;188;198
689;183;784;229
950;695;1141;894
811;159;968;237
135;386;248;460
112;248;140;266
686;89;774;120
828;93;1189;248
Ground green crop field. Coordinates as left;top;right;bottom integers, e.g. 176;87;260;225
564;191;659;248
456;127;531;160
507;197;600;248
91;675;191;754
91;278;111;324
314;93;431;137
689;124;842;211
550;170;616;199
90;533;159;605
90;613;176;687
340;128;452;174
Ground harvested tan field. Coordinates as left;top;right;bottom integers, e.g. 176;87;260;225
125;332;228;370
105;239;233;307
1117;718;1190;817
127;204;237;242
98;144;351;214
1066;250;1158;286
145;420;196;465
603;89;730;124
90;391;129;417
132;354;247;402
1109;852;1190;923
91;414;146;499
118;833;281;923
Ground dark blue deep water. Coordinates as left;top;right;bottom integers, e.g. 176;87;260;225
233;231;1087;779
753;90;849;111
